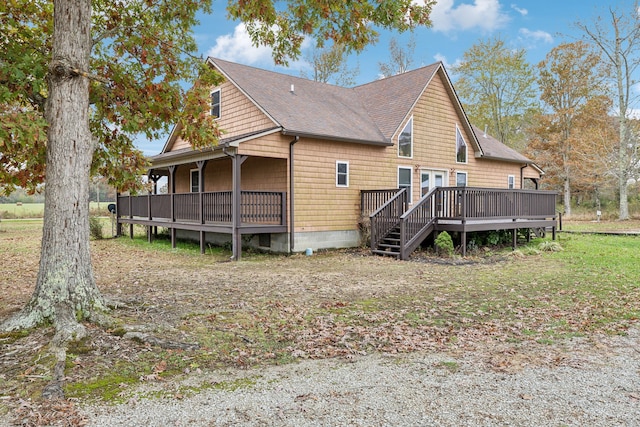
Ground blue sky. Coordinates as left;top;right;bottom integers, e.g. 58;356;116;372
138;0;617;154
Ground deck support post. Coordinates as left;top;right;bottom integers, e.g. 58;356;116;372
169;165;177;249
231;154;248;261
196;160;208;255
461;231;467;257
460;187;467;257
512;228;517;251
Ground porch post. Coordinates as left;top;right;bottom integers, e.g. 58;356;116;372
197;160;208;254
128;194;133;239
148;171;162;240
115;192;122;236
168;165;176;249
461;187;467;257
232;154;248;260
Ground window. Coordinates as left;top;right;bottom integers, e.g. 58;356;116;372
508;175;515;189
456;125;467;163
336;161;349;187
420;172;430;196
398;167;412;203
456;171;467;187
398;117;413;158
210;89;221;118
190;169;199;193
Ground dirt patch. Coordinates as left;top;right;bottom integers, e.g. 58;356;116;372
1;223;639;425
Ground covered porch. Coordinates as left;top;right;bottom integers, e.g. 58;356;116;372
116;145;289;260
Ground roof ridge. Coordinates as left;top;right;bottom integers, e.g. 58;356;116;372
210;57;352;91
353;61;441;89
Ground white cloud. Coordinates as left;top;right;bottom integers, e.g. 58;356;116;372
519;28;553;44
510;4;527;16
206;23;274;65
431;0;510;33
206;23;312;72
434;53;462;70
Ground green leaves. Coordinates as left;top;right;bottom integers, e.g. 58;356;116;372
2;0;434;195
227;0;435;65
453;36;538;150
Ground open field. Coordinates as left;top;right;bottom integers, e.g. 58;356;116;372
1;219;639;423
0;202;113;219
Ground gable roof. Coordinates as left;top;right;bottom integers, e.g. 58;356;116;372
160;58;541;166
209;57;388;145
352;64;439;140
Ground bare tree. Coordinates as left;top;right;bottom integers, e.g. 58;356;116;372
577;2;640;220
378;36;416;77
303;43;359;86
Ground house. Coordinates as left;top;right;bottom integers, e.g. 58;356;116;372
116;57;556;260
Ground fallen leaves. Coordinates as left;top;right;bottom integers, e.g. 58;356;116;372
12;398;88;427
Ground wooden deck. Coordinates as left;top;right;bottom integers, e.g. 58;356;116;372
364;187;558;259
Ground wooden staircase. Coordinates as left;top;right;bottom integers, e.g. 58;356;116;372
372;226;402;258
370;188;438;260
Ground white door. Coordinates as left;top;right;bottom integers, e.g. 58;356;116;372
421;170;447;195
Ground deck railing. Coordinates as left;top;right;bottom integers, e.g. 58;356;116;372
369;186;557;259
399;188;438;259
369;188;408;249
360;189;405;216
117;191;286;225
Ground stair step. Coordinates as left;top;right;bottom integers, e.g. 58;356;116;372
382;237;400;243
372;249;400;258
378;243;400;250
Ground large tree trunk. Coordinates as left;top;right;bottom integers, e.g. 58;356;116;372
618;118;630;220
1;0;105;336
563;176;571;217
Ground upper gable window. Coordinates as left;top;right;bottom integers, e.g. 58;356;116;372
210;89;221;118
456;125;467;163
398;117;413;158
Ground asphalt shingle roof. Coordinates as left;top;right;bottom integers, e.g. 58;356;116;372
472;125;532;163
205;58;533;164
211;58;388;145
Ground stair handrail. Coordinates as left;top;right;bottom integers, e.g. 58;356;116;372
399;187;439;259
369;187;407;249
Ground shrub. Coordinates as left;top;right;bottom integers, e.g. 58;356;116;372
434;231;454;257
89;216;104;240
538;240;563;252
358;215;371;247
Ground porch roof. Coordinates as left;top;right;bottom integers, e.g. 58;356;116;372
471;125;532;164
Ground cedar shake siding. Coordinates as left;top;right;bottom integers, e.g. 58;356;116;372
120;58;553;258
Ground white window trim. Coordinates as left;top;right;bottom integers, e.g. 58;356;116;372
508;175;515;189
336;160;349;187
398;116;413;159
456;124;468;164
456;171;468;187
398;166;413;204
190;168;199;193
210;88;221;118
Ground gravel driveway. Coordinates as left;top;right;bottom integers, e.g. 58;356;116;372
81;329;640;426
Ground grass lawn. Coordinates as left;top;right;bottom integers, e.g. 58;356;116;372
1;219;639;404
